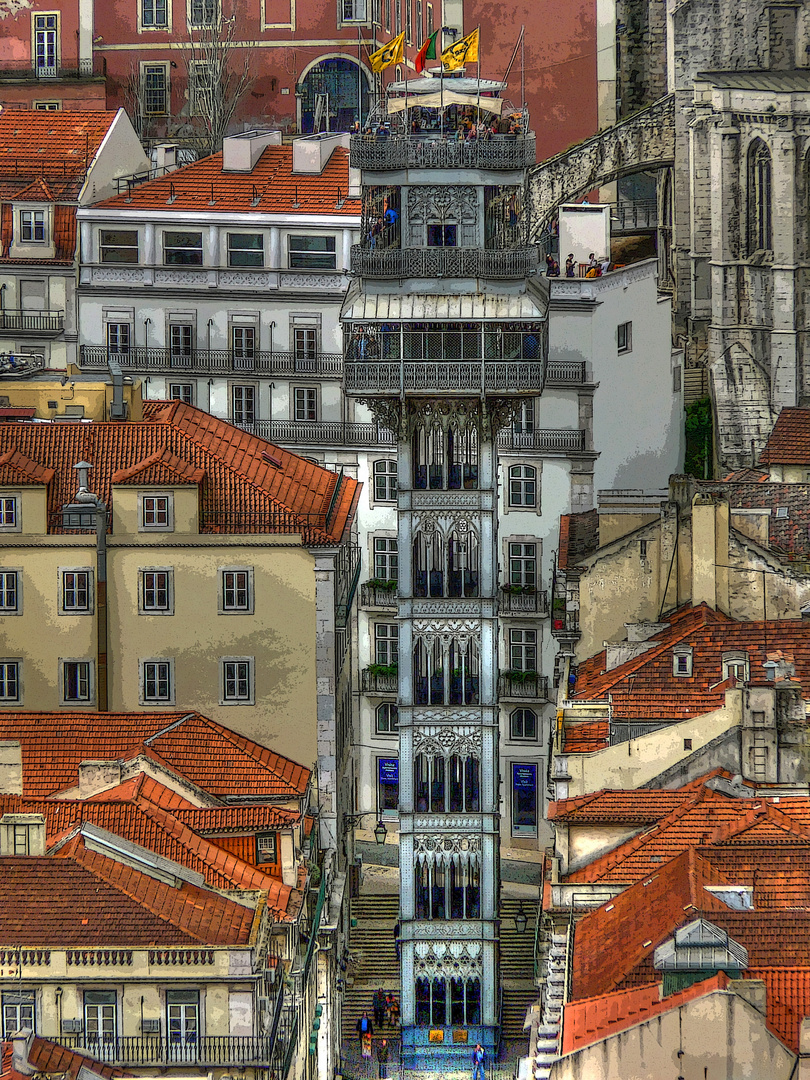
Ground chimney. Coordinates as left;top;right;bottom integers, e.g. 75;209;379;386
0;741;22;794
691;493;730;612
292;132;350;174
222;129;282;173
153;143;179;174
108;354;128;420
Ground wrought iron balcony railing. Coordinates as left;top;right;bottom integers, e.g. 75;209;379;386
351;245;538;279
344;326;545;362
79;346;343;377
498;672;550;700
497;428;586;452
360;582;398;608
58;1035;274;1067
0;309;64;333
551;609;581;638
546;360;586;384
344;360;544;394
231;419;396;447
361;668;398;694
499;587;548;615
350;133;536;171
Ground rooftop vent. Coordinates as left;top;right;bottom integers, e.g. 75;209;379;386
222;129;282;173
292;132;349;175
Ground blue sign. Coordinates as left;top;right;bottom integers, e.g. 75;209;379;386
512;763;536;790
379;758;399;785
512;763;537;836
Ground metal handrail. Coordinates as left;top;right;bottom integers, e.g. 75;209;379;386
79;345;343;377
351;245;538;279
350;133;536;171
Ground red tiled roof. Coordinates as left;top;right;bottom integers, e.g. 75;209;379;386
758;407;810;465
25;1036;131;1079
0;402;358;542
174;804;300;833
750;968;810;1053
561;973;731;1055
558;509;599;570
724;480;810;559
111;447;206;486
0;448;55;485
84;774;198;810
0;111;119;180
96;144;361;216
0;711;311;799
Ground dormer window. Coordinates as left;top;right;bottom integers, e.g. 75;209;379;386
672;646;693;677
139;493;173;532
722;652;749;683
21;211;46;243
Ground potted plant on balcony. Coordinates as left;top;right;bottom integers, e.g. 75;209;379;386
503;669;538;685
367;578;398;592
368;662;398;677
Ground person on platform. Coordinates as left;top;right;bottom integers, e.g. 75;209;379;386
472;1042;486;1080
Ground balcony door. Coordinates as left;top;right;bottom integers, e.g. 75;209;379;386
34;15;58;76
85;991;116;1056
167;990;199;1061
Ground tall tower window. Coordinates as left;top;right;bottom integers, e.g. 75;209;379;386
747;139;772;253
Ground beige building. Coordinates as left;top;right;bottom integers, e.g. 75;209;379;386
0;367;145;423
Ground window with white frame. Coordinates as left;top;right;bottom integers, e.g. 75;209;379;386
100;230;139;264
170;324;194;360
288;235;337;270
84;991;116;1045
231;325;256;363
416;0;423;45
373;459;397;502
2;992;35;1038
672;647;693;677
228;233;264;267
405;0;412;40
190;61;212;115
169;383;194;404
256;833;277;863
0;498;17;529
510;707;538;740
163;231;203;265
294;387;318;421
0;661;20;704
33;100;60;110
190;0;218;24
341;0;366;20
141;494;172;530
509;628;537;672
0;571;19;613
141;659;174;704
34;14;58;75
60;569;92;614
142;64;169;114
20;211;46;244
376;702;399;734
513;399;534;435
373;537;398;581
722;652;749;682
294;327;318;361
62;660;92;704
140;569;173;614
141;0;168;26
508;465;536;507
374;623;398;667
220;568;253;613
106;323;131;353
618;321;632;353
221;658;254;703
231;385;255;424
509;542;536;587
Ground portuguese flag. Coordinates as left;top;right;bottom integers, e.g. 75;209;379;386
415;29;440;73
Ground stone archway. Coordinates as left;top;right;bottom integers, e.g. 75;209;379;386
298;56;371;134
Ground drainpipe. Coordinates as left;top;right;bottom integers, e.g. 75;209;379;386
72;462;108;711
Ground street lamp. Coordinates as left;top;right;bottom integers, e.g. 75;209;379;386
514;903;528;934
343;812;388;845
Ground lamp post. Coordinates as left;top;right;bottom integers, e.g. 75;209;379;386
343;812;388;845
514;902;527;934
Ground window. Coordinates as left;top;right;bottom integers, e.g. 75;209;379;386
232;326;256;364
509;542;536;587
513;399;534;435
510;628;537;672
20;211;46;244
672;648;693;677
294;387;318;421
142;0;168;26
141;660;174;704
169;383;194;404
166;991;199;1045
426;1;433;34
416;977;479;1026
375;702;398;734
0;572;19;613
34;14;58;75
618;320;632;353
163;231;203;265
723;653;749;682
511;708;538;740
140;569;173;614
405;0;412;41
384;0;390;29
415;0;422;45
748;139;772;252
374;623;398;667
85;992;116;1044
341;0;367;20
61;569;92;614
427;223;457;247
231;385;255;425
220;568;253;613
512;762;538;837
0;662;20;704
0;498;17;529
100;230;139;263
373;537;398;581
33;100;60;110
190;62;212;115
228;233;264;267
107;323;131;353
141;494;172;530
170;324;194;361
189;0;218;24
776;506;789;519
294;328;318;361
373;459;397;502
256;833;277;864
377;757;398;815
509;464;536;507
2;992;35;1037
221;658;254;703
143;64;168;114
288;235;337;270
62;660;92;704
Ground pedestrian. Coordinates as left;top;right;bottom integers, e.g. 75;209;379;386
388;995;400;1027
600;256;611;275
545;254;556;277
587;252;598;270
393;920;401;960
472;1042;486;1080
565;253;576;277
356;1011;374;1059
372;986;385;1029
377;1037;389;1079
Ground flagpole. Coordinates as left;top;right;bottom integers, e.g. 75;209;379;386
476;26;481;127
440;27;444;140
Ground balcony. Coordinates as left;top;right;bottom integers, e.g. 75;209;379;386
80;346;343;378
351;245;538;280
232;419;396;447
361;667;398;694
499;587;548;615
0;309;64;335
350;133;536;171
344;360;544;395
360;581;398;608
58;1035;274;1067
551;608;581;639
546;360;586;385
0;59;99;80
499;672;549;700
497;428;586;453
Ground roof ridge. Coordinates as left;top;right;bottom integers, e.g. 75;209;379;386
181;713;303;785
708;800;810;844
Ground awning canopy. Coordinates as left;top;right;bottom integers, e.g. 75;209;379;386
388;90;503;114
341;282;549;322
387;76;505;94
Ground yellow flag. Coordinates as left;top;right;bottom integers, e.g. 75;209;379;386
441;27;479;70
369;31;405;73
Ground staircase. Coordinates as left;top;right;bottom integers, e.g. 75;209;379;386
341;895;401;1045
499;897;540;1041
530;915;570;1080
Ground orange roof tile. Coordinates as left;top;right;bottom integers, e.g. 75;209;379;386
758;407;810;465
96;144;360;217
558;509;599;570
3;1036;131;1080
750;968;810;1053
0;111;119;180
174;804;300;833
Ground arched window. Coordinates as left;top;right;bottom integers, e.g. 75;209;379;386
748;139;772;252
509;464;536;507
448;426;479;489
375;702;398;734
413;530;444;598
414;753;445;813
414;639;444;705
413;425;444;489
448;529;479;597
373;459;397;502
449;640;480;705
299;57;370;133
415;977;446;1026
448;754;480;811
